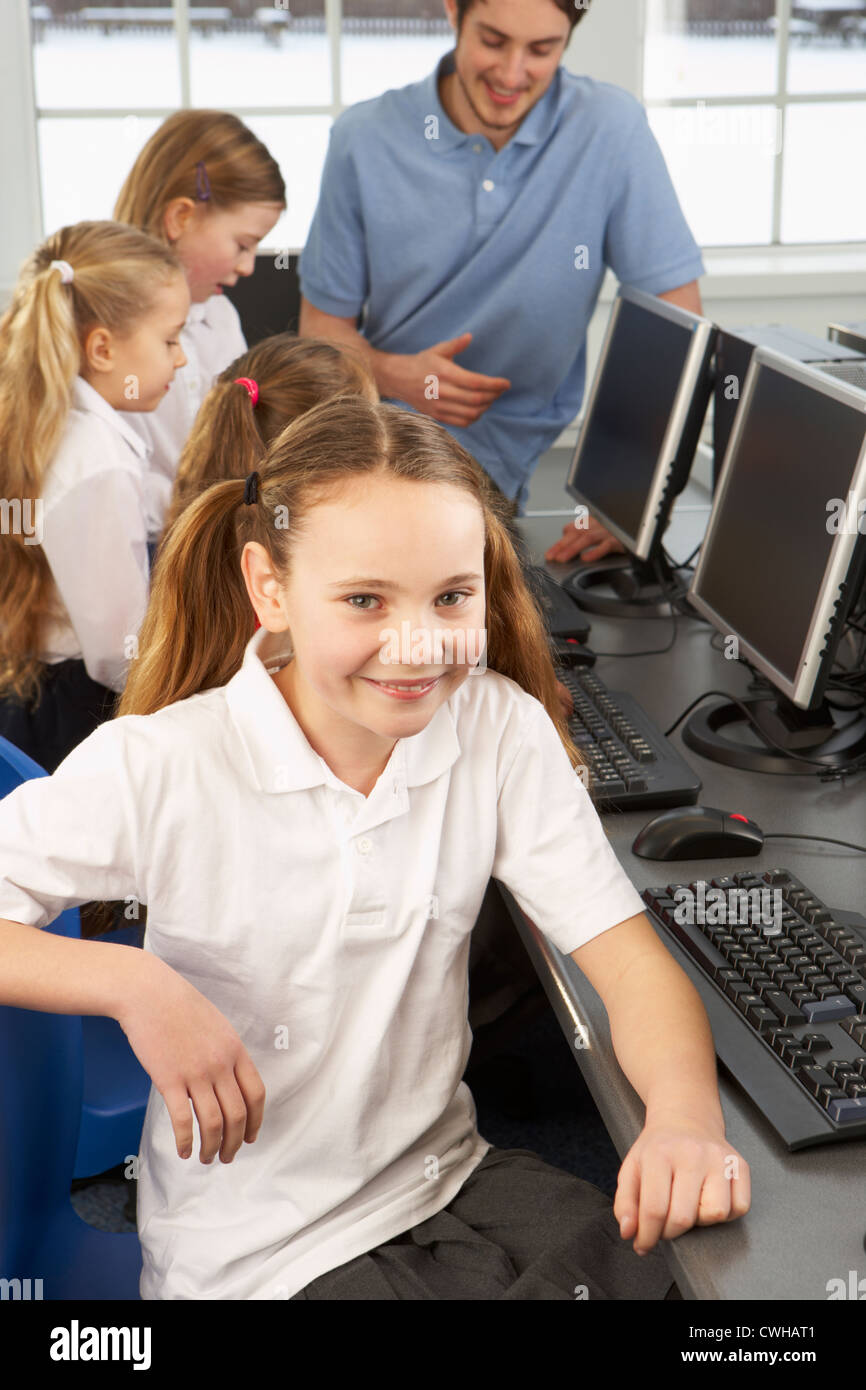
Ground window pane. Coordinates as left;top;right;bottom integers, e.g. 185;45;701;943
782;103;866;242
643;0;778;100
38;116;162;235
31;2;181;109
242;116;332;250
648;104;777;245
340;1;452;106
189;1;330;106
786;16;866;95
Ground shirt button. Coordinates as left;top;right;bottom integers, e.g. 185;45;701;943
482;179;495;192
357;838;372;854
472;143;482;153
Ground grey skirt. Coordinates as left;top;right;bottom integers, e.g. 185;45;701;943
290;1146;679;1301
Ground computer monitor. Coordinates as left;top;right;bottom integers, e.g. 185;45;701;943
828;321;866;356
685;348;866;773
713;325;866;490
563;286;716;617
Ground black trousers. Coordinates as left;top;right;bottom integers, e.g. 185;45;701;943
290;1146;678;1300
0;658;117;774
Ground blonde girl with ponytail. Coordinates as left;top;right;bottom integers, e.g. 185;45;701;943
0;219;188;772
0;396;747;1300
114;109;286;523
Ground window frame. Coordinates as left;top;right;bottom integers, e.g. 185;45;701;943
2;0;865;302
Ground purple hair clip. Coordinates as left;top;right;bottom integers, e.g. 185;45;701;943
195;160;211;202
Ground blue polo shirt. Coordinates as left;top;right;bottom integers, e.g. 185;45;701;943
300;49;705;510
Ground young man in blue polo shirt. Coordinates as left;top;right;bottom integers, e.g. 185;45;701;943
298;0;705;565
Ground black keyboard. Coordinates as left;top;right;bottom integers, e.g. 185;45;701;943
643;869;866;1149
524;566;590;642
560;667;701;812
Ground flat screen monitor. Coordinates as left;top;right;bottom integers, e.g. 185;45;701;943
565;286;716;561
689;349;866;710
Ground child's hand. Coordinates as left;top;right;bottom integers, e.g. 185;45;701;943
116;955;266;1165
613;1119;751;1255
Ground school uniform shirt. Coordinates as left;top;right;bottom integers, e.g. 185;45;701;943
120;292;247;528
38;376;152;693
0;625;646;1300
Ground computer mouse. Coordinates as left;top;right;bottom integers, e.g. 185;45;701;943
632;806;764;861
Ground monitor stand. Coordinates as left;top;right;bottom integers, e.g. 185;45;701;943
682;694;866;775
564;554;687;619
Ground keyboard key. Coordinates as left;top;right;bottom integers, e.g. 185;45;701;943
785;1048;813;1070
770;1029;797;1057
800;1032;833;1053
819;1084;847;1109
827;1096;866;1124
764;991;805;1024
799;1065;836;1097
747;1005;778;1031
801;996;857;1023
844;983;866;1011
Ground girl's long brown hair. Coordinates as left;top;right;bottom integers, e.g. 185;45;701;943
117;396;582;773
160;335;377;539
0;221;183;703
114;110;285;237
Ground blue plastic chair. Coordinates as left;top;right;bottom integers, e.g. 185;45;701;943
0;901;142;1297
0;734;151;1180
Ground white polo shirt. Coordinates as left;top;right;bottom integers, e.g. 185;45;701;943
39;376;152;692
0;625;645;1300
119;292;247;525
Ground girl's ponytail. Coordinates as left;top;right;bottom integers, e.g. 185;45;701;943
162;334;378;542
0;262;81;494
0;220;183;703
117;479;257;718
161;380;268;540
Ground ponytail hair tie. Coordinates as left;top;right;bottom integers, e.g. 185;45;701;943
234;377;259;407
49;260;74;284
243;471;260;506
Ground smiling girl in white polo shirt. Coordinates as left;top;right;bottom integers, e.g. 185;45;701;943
114;110;285;530
0;396;749;1299
0;220;189;773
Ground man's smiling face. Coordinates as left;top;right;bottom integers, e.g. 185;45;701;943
443;0;572;143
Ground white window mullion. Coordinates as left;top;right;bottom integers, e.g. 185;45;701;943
175;0;191;108
0;0;43;298
327;0;342;116
772;0;792;245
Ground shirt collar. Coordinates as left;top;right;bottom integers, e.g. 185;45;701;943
224;626;462;800
185;300;210;327
71;375;150;461
421;47;562;152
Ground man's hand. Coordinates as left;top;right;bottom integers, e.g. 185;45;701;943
381;331;511;427
545;514;626;565
614;1119;751;1255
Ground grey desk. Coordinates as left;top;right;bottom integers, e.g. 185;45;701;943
498;510;866;1302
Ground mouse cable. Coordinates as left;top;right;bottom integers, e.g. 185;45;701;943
763;832;866;854
589;554;681;658
663;688;866;779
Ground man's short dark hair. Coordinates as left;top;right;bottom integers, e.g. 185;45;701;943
454;0;592;34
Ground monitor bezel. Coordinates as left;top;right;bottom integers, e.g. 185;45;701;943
688;346;866;710
565;285;716;562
